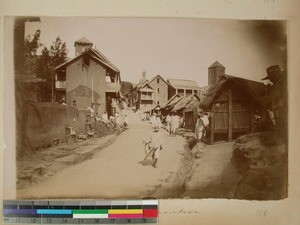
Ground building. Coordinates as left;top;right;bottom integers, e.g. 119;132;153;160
168;78;201;99
55;37;121;116
129;72;169;113
199;74;266;144
160;94;182;116
128;71;153;111
208;61;225;85
148;75;169;107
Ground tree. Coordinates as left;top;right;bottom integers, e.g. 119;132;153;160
23;29;42;76
23;30;68;102
36;36;68;101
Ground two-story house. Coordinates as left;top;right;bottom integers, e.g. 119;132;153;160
55;37;121;117
148;75;169;107
168;78;201;99
128;71;153;111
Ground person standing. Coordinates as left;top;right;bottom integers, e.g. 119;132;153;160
201;112;210;137
102;111;108;123
166;113;171;132
150;113;157;128
171;113;179;135
194;114;205;141
154;114;162;128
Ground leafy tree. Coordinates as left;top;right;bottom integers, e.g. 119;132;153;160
23;29;42;76
36;36;68;101
23;30;68;102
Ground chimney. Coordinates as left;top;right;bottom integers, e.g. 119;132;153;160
74;37;93;56
141;70;147;82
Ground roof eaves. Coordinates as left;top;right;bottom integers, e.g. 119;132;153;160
148;74;168;85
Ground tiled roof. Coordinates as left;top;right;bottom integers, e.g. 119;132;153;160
208;61;225;69
90;48;120;73
55;48;120;73
140;87;154;92
168;78;200;90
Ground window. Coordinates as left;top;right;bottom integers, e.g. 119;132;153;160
157;78;159;83
157;88;160;93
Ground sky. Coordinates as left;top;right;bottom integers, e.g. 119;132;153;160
24;17;287;86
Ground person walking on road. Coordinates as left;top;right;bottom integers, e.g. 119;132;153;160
143;125;163;168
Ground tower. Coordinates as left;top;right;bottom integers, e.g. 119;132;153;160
208;61;225;85
140;70;147;83
74;37;93;56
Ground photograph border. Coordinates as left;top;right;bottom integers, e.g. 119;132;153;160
1;1;300;225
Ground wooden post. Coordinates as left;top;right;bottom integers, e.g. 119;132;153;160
228;89;233;141
210;111;214;144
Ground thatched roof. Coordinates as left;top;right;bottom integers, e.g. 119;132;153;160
161;94;182;112
199;75;267;109
172;94;201;112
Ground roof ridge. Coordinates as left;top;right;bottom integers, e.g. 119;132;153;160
74;37;93;45
208;61;225;69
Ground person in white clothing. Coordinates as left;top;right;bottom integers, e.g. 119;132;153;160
143;125;163;168
102;111;108;123
166;114;171;132
171;113;179;135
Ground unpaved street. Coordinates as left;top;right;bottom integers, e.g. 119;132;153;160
18;112;186;199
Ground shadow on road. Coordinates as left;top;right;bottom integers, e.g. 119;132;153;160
138;159;154;166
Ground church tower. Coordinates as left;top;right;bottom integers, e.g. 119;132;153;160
208;61;225;85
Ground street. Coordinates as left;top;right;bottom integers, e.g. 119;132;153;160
17;111;186;199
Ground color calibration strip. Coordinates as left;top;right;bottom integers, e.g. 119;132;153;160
3;200;158;224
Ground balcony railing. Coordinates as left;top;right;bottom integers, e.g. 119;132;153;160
141;95;153;100
55;80;66;90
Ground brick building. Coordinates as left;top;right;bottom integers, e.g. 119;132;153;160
55;37;121;116
148;75;169;107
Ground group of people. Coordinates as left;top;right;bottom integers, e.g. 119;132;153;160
100;111;129;129
150;113;162;128
165;113;181;135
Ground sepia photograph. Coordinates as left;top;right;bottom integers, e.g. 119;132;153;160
10;17;288;200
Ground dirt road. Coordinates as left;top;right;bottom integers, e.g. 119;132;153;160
17;112;186;199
